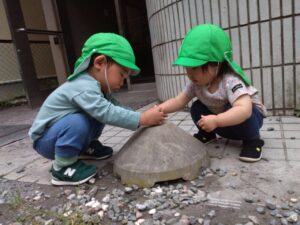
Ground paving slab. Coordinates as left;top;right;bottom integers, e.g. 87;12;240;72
286;139;300;148
0;124;30;147
5;157;51;184
264;138;285;148
261;123;281;130
263;148;286;160
282;123;300;130
284;130;300;138
287;149;300;161
260;130;282;138
0;137;40;176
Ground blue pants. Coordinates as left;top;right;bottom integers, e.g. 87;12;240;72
33;113;104;159
190;100;264;141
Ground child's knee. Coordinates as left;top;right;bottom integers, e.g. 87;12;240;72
65;113;91;135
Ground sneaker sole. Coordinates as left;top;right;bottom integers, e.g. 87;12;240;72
239;155;262;162
51;172;97;186
78;154;113;160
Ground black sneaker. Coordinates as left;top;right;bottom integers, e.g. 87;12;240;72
79;140;113;160
51;160;97;186
193;132;217;144
239;139;264;162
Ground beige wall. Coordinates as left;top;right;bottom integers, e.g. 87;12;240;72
0;0;11;39
20;0;47;37
20;0;56;78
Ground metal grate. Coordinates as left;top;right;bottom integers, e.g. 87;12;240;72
0;40;24;101
0;40;21;84
0;34;59;102
30;40;56;79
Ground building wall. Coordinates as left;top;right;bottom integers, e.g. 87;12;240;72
0;0;23;100
0;0;56;101
146;0;300;115
20;0;56;80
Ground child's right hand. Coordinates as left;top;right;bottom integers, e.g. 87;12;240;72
140;106;166;126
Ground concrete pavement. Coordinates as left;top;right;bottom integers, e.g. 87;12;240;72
0;83;300;208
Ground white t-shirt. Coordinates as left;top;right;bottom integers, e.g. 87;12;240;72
184;73;267;117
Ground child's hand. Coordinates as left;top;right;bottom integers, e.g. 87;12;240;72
153;104;168;116
197;115;218;132
140;106;167;126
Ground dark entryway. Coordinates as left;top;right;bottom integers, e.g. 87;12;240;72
56;0;155;84
117;0;154;83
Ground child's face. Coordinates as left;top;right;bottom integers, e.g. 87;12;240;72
106;63;130;91
185;64;216;86
90;55;130;93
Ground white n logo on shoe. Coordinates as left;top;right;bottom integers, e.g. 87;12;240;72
86;148;95;155
64;168;76;177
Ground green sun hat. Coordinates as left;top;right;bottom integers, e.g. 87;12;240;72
173;24;251;86
68;33;140;81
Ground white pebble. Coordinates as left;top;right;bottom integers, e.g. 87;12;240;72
67;193;76;200
148;208;156;214
102;194;110;203
63;210;72;217
91;201;101;208
97;210;104;220
287;213;298;223
102;204;109;211
135;219;145;225
290;198;298;203
85;199;95;207
88;178;96;184
154;187;163;194
33;195;41;201
174;212;181;217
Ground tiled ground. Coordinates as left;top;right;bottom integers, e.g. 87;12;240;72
101;102;300;163
1;101;300;185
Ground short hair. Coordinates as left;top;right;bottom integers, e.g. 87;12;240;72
201;62;234;77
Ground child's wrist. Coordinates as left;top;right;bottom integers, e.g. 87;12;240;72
215;114;221;127
139;112;146;126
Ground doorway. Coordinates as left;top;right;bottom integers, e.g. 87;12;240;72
56;0;155;84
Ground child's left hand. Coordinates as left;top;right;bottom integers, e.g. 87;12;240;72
197;115;218;132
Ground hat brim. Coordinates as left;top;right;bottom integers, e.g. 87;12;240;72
67;55;141;81
112;57;141;76
174;56;251;86
173;57;208;67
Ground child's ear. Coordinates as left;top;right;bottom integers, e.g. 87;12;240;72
93;55;106;69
